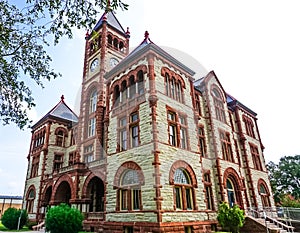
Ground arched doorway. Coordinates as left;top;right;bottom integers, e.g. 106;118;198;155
87;177;104;212
54;181;71;205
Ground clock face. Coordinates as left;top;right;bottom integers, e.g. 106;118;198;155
110;57;119;68
90;58;99;72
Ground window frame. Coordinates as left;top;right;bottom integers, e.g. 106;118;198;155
204;172;215;210
212;87;226;123
173;168;194;211
220;130;234;162
167;108;189;149
84;144;94;163
53;154;64;171
198;125;206;157
26;187;35;213
250;143;263;171
118;169;142;211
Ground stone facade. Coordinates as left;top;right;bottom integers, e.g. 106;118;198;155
22;11;274;233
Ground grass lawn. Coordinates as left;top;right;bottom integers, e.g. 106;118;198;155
0;221;30;232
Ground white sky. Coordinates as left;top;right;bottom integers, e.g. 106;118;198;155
1;0;300;196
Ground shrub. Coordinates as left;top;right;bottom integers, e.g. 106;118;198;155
1;208;28;230
217;202;245;233
45;203;83;233
26;221;38;230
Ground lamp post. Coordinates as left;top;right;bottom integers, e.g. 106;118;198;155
17;209;23;230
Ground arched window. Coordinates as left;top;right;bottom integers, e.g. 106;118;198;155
259;182;271;207
173;168;194;210
226;179;235;207
26;187;35;213
89;90;97;113
113;38;118;49
118;169;142;211
137;70;144;94
129;75;135;99
119;41;124;52
107;35;112;46
212;87;226;122
114;85;120;106
121;80;127;103
162;67;185;103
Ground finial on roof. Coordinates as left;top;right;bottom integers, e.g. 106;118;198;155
61;95;65;102
103;12;107;21
126;27;130;38
144;31;149;39
85;30;89;40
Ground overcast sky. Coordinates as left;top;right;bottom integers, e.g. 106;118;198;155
1;0;300;196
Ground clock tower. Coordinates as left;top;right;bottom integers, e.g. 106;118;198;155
77;11;130;163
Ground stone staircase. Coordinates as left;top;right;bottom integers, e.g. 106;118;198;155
242;216;296;233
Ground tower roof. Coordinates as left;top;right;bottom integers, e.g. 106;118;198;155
93;11;126;34
32;95;78;129
105;31;195;79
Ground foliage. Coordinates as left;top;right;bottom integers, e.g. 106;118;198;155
26;221;37;230
267;155;300;204
280;194;300;208
217;202;245;233
45;203;83;233
1;208;28;230
0;0;128;129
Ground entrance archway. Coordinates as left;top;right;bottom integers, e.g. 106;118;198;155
86;177;104;212
54;181;71;205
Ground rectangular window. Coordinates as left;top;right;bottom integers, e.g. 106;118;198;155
119;117;127;151
68;152;76;166
198;126;206;157
167;110;188;149
132;189;140;210
175;187;182;209
88;117;96;137
121;189;128;210
204;173;214;210
53;154;63;171
130;113;139;148
168;111;177;146
30;156;40;177
179;115;187;149
185;188;193;209
84;144;94;163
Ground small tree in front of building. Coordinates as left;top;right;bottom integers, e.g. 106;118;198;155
1;207;28;230
45;203;83;233
217;202;245;233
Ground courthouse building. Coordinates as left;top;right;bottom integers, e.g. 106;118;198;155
22;11;274;233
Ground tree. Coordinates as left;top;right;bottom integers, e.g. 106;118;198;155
1;208;28;230
0;0;128;129
267;155;300;203
217;202;245;233
45;203;83;233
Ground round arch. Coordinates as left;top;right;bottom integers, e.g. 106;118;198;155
52;174;75;204
223;167;244;208
169;160;197;187
257;178;271;207
113;161;144;188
